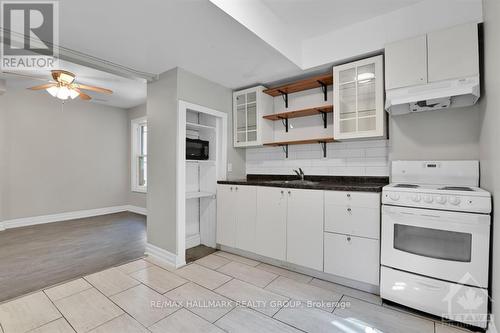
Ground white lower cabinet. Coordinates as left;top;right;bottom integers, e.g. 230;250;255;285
216;185;256;251
324;232;380;285
325;191;380;239
286;189;324;271
216;185;236;248
235;186;257;253
255;187;287;261
217;185;381;287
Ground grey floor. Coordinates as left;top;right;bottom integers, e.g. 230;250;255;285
0;253;472;333
0;212;146;302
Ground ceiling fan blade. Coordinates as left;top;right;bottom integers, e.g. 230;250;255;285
28;83;57;90
2;71;53;83
79;92;92;100
75;83;112;94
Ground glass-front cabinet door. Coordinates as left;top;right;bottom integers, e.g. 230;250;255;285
333;55;385;140
233;86;273;147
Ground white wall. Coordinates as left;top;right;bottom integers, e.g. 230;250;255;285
127;103;147;209
246;140;389;176
389;105;481;161
479;0;500;329
147;68;179;254
147;67;243;256
0;88;129;220
177;67;246;180
0;93;6;222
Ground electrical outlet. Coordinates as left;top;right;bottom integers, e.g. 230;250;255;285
227;163;233;172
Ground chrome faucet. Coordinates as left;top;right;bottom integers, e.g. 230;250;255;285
293;168;305;181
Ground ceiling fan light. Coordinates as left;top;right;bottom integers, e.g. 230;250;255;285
46;86;59;97
69;89;80;99
56;86;70;100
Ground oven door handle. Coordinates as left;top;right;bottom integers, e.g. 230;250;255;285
412;279;442;291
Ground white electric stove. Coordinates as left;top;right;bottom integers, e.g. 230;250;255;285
380;161;492;329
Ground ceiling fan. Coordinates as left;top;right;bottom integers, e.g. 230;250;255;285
8;70;113;101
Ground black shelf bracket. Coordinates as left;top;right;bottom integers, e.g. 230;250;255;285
281;145;289;158
278;90;289;108
319;141;327;158
319;111;327;129
280;117;289;132
317;81;327;101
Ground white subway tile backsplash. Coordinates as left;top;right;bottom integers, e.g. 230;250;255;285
246;139;389;176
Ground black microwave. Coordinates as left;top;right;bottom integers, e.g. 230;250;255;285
186;138;209;160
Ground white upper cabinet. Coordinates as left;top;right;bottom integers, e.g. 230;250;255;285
333;55;385;140
385;23;479;89
427;23;479;82
233;86;273;147
385;35;428;90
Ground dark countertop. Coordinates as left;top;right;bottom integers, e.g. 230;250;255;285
218;175;389;192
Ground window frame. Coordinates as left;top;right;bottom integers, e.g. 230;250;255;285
131;116;147;193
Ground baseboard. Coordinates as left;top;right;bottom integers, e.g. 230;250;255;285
126;205;147;215
145;242;185;268
1;205;148;230
186;233;201;249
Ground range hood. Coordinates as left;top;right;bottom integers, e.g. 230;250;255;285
385;76;480;115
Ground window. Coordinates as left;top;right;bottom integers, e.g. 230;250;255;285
131;117;147;192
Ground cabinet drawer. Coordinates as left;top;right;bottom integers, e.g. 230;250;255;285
324;233;380;285
325;205;380;239
380;266;487;328
325;191;380;208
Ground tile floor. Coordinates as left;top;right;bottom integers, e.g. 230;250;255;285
0;251;475;333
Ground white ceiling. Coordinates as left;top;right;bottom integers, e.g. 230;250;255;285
261;0;422;39
58;0;303;89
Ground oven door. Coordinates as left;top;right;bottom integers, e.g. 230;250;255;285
381;205;490;288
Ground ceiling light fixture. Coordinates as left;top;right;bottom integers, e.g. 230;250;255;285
46;85;80;100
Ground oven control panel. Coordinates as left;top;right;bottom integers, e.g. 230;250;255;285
382;190;491;213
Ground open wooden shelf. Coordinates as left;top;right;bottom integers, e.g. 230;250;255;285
263;73;333;97
264;137;335;147
263;105;333;121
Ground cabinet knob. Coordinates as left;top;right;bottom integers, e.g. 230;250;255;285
347;236;351;242
347;193;351;198
288;190;291;195
235;186;238;191
230;187;233;191
280;190;284;194
347;207;352;213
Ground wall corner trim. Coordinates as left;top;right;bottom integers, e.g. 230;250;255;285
0;205;148;230
145;242;185;269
